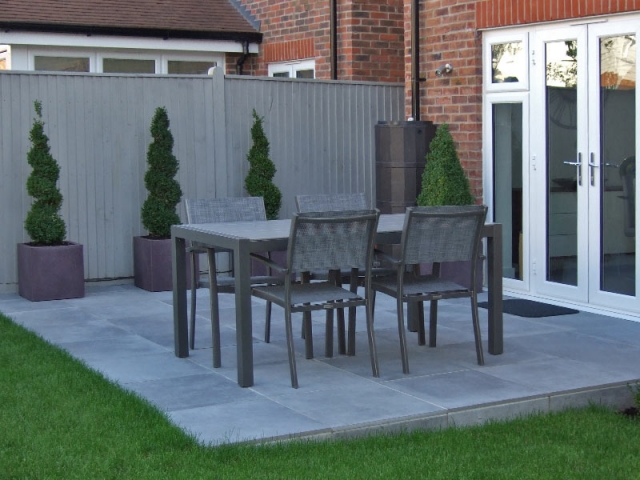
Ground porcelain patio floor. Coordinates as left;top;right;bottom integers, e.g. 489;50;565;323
2;283;640;445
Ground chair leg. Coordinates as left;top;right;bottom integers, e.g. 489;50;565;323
417;300;426;346
329;270;346;355
325;309;334;358
207;249;222;368
471;295;485;365
189;252;198;350
284;307;299;388
264;301;272;343
347;268;358;356
366;296;380;378
304;314;314;359
429;300;438;348
397;296;410;374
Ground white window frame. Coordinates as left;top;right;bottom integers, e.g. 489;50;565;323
28;48;95;72
97;52;158;74
483;92;530;291
268;59;315;78
483;31;529;92
161;53;223;74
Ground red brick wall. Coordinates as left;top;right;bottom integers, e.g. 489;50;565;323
420;0;484;198
235;0;404;82
338;0;404;82
477;0;640;28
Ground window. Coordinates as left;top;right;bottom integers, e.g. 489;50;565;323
34;55;90;72
268;59;315;79
103;58;155;74
168;60;217;75
0;47;7;70
484;33;528;92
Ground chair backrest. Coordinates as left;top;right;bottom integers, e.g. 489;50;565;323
295;193;368;213
401;205;488;266
287;210;379;274
620;156;635;237
184;197;267;224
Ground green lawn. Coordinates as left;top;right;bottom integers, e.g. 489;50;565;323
1;313;639;479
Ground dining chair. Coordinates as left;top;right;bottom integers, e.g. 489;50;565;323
292;192;394;356
251;209;380;388
371;205;488;374
184;196;281;368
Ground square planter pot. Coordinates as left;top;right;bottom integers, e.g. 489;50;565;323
133;236;196;292
18;242;85;301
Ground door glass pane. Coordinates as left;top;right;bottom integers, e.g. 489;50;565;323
600;34;636;295
103;58;155;74
493;103;523;280
34;56;89;72
546;40;579;285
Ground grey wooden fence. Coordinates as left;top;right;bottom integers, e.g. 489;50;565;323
0;68;403;289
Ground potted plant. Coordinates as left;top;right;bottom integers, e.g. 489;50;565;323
417;123;482;289
245;109;282;220
18;100;85;301
245;109;284;274
134;106;192;291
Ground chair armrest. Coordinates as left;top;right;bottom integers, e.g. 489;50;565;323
250;252;288;274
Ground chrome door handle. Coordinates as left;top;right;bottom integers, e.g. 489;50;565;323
588;152;599;186
563;152;582;186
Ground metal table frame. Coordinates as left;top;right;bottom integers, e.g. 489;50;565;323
172;214;502;387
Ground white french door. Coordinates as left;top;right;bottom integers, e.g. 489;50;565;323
531;19;639;313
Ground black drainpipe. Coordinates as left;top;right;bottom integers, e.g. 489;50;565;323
235;41;250;75
330;0;337;80
411;0;420;120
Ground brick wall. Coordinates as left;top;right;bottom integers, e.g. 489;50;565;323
421;0;484;199
236;0;404;82
477;0;640;28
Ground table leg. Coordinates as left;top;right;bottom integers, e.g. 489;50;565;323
486;224;503;355
172;235;189;358
234;240;254;387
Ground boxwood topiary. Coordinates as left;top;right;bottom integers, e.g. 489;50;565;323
141;107;182;239
244;109;282;220
417;123;474;206
24;100;67;246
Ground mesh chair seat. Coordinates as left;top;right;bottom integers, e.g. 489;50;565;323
292;192;392;356
251;209;380;388
371;205;488;374
184;196;281;369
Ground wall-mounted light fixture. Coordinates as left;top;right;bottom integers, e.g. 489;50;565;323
435;63;453;77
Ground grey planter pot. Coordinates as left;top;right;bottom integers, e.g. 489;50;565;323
133;236;195;292
17;242;85;301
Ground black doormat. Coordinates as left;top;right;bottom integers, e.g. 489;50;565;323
478;299;579;318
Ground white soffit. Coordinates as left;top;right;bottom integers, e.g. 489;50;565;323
0;31;259;53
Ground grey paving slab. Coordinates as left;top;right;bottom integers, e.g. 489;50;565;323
168;398;328;445
81;351;211;383
124;373;260;412
2;286;640;446
271;381;444;428
388;369;542;409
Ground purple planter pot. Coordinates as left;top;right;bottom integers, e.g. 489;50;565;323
133;236;195;292
18;242;85;301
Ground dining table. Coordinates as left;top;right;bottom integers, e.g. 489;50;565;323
171;213;503;387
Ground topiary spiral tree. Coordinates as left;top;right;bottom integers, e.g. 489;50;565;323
141;107;182;238
417;123;474;206
245;109;282;220
24;100;67;246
